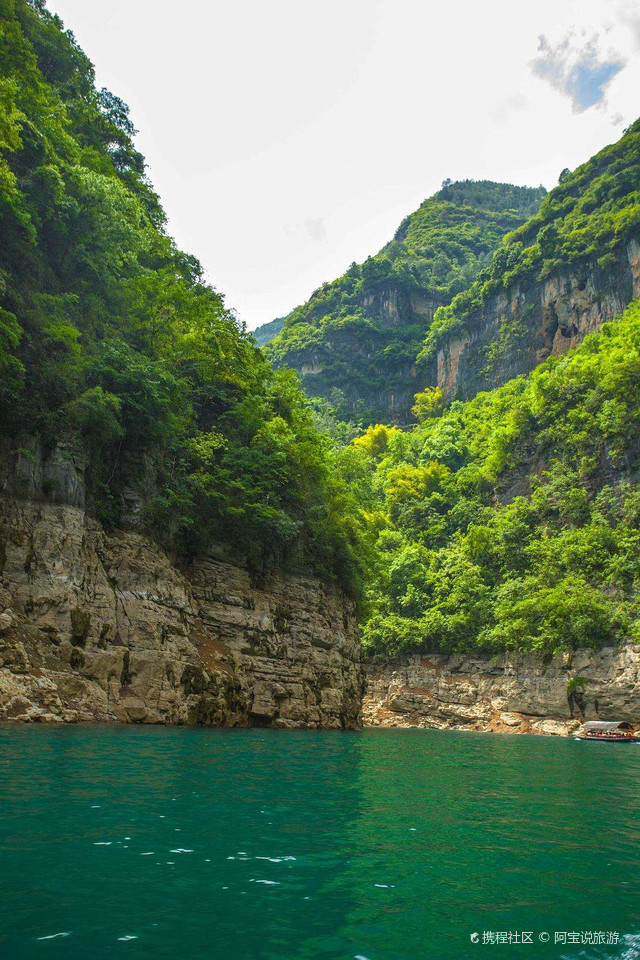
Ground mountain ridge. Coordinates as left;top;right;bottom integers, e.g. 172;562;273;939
262;180;546;423
419;119;640;401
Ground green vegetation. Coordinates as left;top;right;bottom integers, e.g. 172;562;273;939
252;316;283;348
348;299;640;656
0;0;365;588
3;1;639;657
266;181;546;423
420;121;640;364
566;676;589;717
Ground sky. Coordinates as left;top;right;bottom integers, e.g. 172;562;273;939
47;0;640;330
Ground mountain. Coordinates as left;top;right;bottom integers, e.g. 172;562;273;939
345;121;640;659
0;0;364;727
252;316;284;347
419;120;640;400
265;181;546;424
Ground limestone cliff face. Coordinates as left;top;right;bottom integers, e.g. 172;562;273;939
0;445;363;727
430;240;640;400
360;283;437;328
276;281;440;424
364;644;640;736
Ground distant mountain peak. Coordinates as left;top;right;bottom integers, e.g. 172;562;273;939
264;180;546;425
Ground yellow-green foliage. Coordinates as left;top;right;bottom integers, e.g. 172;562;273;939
353;300;640;654
411;386;444;422
352;424;401;458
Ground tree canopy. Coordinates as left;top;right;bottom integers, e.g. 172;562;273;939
349;298;640;655
0;0;366;590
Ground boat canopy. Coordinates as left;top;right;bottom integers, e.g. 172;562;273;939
581;721;632;731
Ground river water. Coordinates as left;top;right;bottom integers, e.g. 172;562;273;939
1;726;639;960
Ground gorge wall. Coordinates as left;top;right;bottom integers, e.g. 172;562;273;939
292;284;439;424
430;240;640;400
364;644;640;736
264;182;545;425
0;444;363;727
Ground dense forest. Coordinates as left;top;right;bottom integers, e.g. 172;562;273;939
0;0;365;589
344;297;640;655
339;119;640;656
263;181;546;423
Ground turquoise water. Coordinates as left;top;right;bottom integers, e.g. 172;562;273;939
1;727;640;960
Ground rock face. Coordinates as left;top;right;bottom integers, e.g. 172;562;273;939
364;645;640;736
272;244;640;422
0;445;363;727
266;182;546;425
429;241;640;400
274;281;440;424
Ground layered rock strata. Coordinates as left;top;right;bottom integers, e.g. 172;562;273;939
364;645;640;736
431;240;640;400
0;445;363;727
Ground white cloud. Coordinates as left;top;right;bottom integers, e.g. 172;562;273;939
530;31;626;113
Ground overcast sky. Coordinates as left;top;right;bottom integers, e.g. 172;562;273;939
48;0;640;329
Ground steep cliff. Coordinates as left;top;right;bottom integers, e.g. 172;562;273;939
420;120;640;400
429;239;640;400
0;444;363;726
0;0;366;729
265;182;545;423
364;645;640;736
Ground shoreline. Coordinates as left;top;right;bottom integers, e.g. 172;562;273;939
0;716;594;737
364;644;640;737
362;708;581;737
